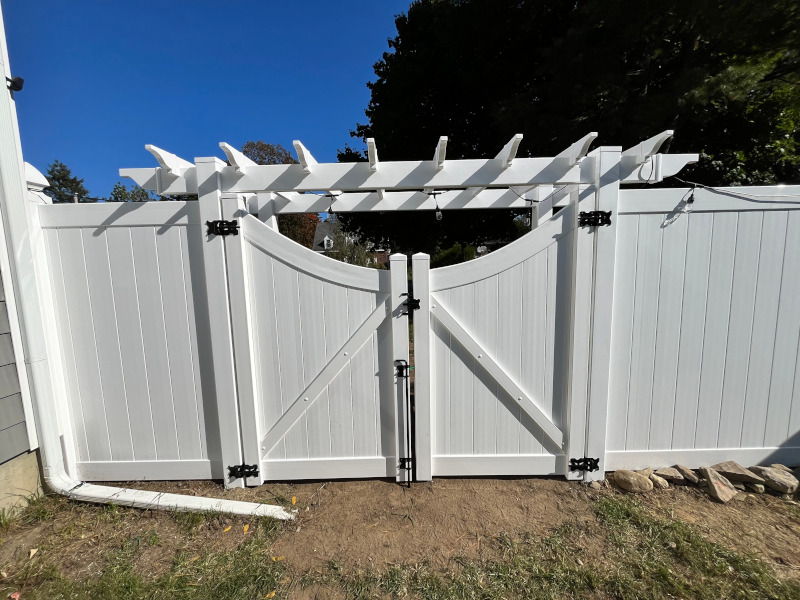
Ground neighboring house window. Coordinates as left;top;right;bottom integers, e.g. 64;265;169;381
323;236;333;250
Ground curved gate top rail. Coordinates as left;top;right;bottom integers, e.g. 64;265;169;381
240;213;389;293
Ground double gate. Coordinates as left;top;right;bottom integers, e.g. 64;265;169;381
217;194;581;487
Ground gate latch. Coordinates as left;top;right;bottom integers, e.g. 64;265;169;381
578;211;612;228
228;464;259;479
207;219;240;236
401;294;421;315
569;457;600;472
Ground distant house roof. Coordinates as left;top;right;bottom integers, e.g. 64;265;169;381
312;221;336;252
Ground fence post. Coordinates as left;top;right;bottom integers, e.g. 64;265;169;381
583;146;622;481
411;253;432;481
196;157;245;488
220;195;264;486
389;254;411;483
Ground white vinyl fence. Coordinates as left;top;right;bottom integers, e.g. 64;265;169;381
605;187;800;470
28;146;800;488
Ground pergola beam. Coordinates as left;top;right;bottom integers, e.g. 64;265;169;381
558;132;598;165
219;142;256;172
144;144;192;175
120;132;698;198
292;140;318;173
433;136;448;170
367;138;379;172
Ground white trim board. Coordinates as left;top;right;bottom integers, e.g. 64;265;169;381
605;448;800;471
76;459;213;481
262;457;395;481
432;455;562;476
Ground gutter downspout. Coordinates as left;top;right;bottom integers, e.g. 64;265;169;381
0;3;292;520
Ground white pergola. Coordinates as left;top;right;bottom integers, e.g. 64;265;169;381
121;130;697;223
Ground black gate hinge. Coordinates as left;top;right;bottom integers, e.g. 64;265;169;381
228;464;259;479
569;457;600;472
207;219;240;236
578;211;612;228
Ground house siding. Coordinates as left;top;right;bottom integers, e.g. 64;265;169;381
0;272;28;464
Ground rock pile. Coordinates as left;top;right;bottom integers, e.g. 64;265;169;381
607;460;800;504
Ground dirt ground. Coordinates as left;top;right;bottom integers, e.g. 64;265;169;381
101;476;800;575
3;475;800;596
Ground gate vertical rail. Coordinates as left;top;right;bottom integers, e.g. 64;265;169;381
196;157;245;488
583;147;621;480
565;147;621;481
411;252;432;481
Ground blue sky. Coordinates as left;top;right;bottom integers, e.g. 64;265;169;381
3;0;410;197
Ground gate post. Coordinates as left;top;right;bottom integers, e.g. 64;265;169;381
565;147;621;482
411;253;432;481
196;157;245;488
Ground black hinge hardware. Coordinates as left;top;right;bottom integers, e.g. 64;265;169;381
207;219;240;236
400;293;421;315
569;457;600;472
399;457;414;475
228;464;259;479
578;211;612;228
396;363;411;378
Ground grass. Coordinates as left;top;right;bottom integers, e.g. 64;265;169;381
301;496;800;600
3;509;288;600
3;493;800;599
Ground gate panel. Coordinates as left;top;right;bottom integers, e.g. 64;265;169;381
415;202;576;477
230;210;406;482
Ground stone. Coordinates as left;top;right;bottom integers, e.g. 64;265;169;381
769;464;793;474
650;473;669;489
613;470;653;493
749;466;799;494
636;468;654;477
745;483;765;494
732;482;746;491
709;461;765;484
700;467;738;503
589;481;603;491
675;465;700;484
655;468;684;483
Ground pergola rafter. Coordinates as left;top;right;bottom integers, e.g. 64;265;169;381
121;132;698;218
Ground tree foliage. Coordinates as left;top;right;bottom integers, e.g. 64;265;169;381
324;219;385;269
106;182;154;202
45;160;90;203
241;140;319;248
339;0;800;251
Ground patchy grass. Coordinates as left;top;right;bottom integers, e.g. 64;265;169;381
2;502;288;600
300;496;800;600
2;486;800;599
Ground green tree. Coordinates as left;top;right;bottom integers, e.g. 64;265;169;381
339;0;800;251
324;220;385;269
106;182;154;203
45;160;90;203
241;141;320;248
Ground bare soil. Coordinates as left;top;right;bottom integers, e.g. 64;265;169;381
3;476;800;591
108;476;800;575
